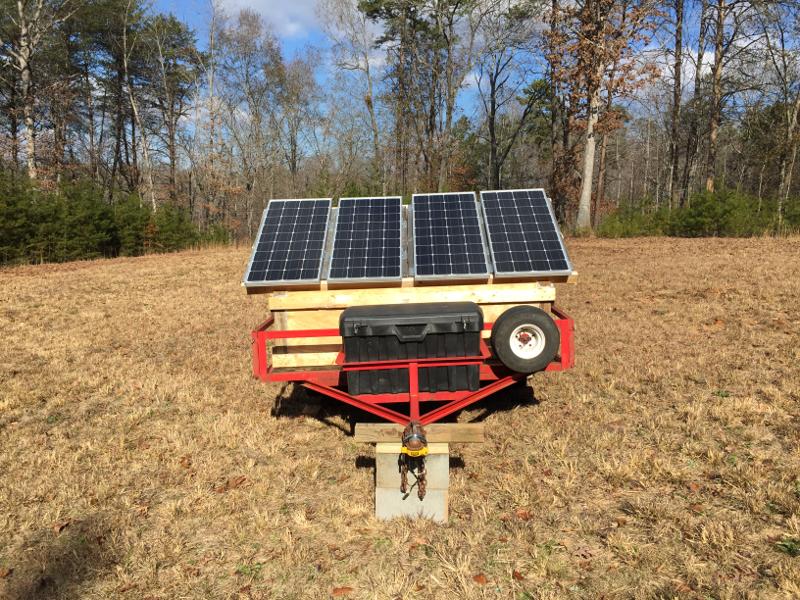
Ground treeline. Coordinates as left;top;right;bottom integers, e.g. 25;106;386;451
0;175;227;264
1;0;799;267
599;190;800;238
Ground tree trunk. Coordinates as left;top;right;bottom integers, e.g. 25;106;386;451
168;118;177;201
615;133;622;205
364;87;384;195
594;131;608;227
644;118;651;199
488;69;500;189
85;62;98;180
779;139;797;232
9;75;19;170
122;9;155;210
667;0;684;208
396;8;410;197
18;30;37;179
778;94;800;200
577;84;600;230
681;0;708;206
705;0;724;193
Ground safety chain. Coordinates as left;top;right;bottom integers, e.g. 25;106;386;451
399;421;428;500
399;454;427;500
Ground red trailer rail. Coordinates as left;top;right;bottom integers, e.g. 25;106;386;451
251;306;574;426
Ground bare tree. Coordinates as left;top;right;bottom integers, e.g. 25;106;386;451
148;14;200;201
0;0;77;179
122;0;155;208
758;1;800;230
704;0;762;192
476;0;543;189
319;0;386;193
563;0;659;230
667;0;684;207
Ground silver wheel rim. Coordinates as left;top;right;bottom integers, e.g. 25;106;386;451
509;324;546;359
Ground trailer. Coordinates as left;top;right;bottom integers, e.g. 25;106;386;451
245;191;576;520
250;284;575;426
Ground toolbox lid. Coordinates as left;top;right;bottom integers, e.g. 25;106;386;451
340;302;483;340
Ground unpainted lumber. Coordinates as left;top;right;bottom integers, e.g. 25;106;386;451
356;423;484;443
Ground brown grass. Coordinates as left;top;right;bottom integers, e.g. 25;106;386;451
1;238;799;599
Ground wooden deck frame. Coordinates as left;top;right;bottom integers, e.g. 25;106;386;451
265;281;561;369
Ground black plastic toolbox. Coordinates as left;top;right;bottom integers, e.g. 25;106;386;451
339;302;484;395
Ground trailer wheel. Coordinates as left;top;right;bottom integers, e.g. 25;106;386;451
491;306;560;374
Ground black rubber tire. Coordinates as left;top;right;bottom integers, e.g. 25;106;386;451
491;305;560;374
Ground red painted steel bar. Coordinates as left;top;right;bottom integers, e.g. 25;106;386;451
418;375;525;425
302;381;411;426
251;306;575;424
408;363;420;421
266;328;339;339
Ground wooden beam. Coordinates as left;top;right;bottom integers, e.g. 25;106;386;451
269;281;556;311
354;422;485;443
271;351;339;368
274;301;547;333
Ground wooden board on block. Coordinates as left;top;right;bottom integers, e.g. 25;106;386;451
268;281;556;311
355;422;485;443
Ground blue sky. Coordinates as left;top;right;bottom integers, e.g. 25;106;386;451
152;0;483;115
153;0;329;58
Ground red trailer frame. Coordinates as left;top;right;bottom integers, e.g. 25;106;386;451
251;306;574;426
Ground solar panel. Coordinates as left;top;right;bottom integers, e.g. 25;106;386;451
243;198;331;287
412;192;490;280
327;196;403;282
480;189;572;277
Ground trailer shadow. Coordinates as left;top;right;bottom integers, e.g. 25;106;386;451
271;383;361;435
0;514;120;600
464;381;540;423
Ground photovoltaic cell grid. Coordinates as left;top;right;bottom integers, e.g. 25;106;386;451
412;193;489;280
480;189;572;276
243;199;331;286
328;197;403;281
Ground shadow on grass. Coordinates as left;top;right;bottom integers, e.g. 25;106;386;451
465;380;541;423
1;514;120;600
271;380;540;432
271;383;355;435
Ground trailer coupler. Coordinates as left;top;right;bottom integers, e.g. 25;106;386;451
399;421;428;500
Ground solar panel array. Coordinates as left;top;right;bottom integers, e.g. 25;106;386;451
412;193;489;280
243;189;572;288
328;197;402;282
480;189;572;276
243;199;330;287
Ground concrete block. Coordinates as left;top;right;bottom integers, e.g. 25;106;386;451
374;443;449;522
375;450;449;490
375;487;448;523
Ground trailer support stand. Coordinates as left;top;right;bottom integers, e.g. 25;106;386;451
375;442;449;522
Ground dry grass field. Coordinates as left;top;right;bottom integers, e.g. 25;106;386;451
1;237;799;600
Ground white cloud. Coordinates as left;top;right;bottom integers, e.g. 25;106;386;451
221;0;320;38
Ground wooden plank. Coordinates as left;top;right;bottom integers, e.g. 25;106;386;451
276;301;548;332
356;423;485;443
272;343;341;354
283;309;342;330
481;302;546;323
271;351;339;368
268;281;556;311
